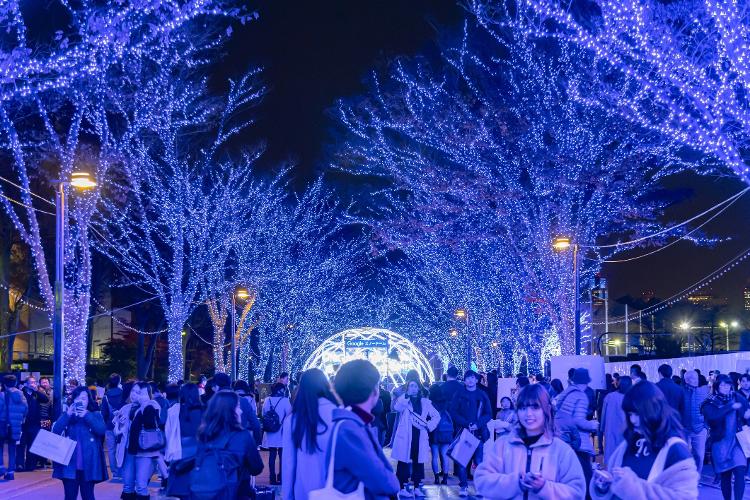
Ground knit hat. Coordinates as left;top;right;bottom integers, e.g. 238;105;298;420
571;368;591;385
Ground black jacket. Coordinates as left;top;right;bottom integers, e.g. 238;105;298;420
101;387;124;431
657;378;685;415
22;387;49;427
702;392;749;441
449;387;492;441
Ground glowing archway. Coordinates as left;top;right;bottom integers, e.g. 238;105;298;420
303;327;435;386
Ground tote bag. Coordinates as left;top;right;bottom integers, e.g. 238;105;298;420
447;428;480;467
30;428;76;466
736;425;750;458
309;421;366;500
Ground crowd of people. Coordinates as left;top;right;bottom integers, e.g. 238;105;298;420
1;361;749;499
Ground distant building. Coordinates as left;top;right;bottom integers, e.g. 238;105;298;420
744;285;750;312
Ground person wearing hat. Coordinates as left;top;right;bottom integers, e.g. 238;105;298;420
448;370;492;497
555;367;599;499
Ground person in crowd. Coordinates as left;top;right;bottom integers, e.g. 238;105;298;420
657;364;685;414
52;386;108;499
148;382;169;488
449;369;492;497
392;369;424;400
611;373;620;389
233;379;262;441
330;359;400;499
682;369;709;476
114;381;163;500
193;390;264;499
197;376;207;396
556;368;599;498
475;384;586;499
591;380;698;499
738;373;750;400
164;383;204;498
567;368;596;419
701;373;750;500
17;376;48;471
428;383;453;485
262;381;292;485
374;383;391;445
600;376;633;465
280;368;339;500
277;372;291;397
492;396;518;437
392;378;440;496
441;366;463;403
101;373;124;478
550;379;564;400
534;374;551;394
629;364;641;379
0;374;28;480
487;370;499;417
164;383;180;407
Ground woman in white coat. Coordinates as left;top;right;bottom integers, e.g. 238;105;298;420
281;369;339;499
391;379;440;497
262;382;292;485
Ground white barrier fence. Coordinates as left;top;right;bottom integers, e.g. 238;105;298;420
605;352;750;381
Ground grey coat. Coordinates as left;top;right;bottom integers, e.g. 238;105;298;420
599;391;626;465
329;408;400;500
0;387;28;440
52;411;108;483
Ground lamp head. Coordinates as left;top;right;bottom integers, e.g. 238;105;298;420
454;308;467;319
552;236;572;251
235;287;251;300
70;171;96;189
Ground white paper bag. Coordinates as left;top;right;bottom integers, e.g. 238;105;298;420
447;428;481;467
30;428;76;466
736;425;750;458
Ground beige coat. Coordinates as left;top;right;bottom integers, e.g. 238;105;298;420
390;395;439;463
474;430;586;500
590;437;699;500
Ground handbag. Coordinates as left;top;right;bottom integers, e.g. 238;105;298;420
447;428;481;467
139;428;166;451
30;428;77;466
309;421;366;500
736;425;750;458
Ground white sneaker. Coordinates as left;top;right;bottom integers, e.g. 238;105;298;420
459;486;469;497
398;488;414;498
413;487;427;497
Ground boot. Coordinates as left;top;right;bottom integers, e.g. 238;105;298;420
441;472;448;485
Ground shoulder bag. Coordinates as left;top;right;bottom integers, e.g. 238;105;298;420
309;421;366;500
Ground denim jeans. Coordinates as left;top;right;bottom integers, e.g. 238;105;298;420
457;441;484;488
430;443;450;475
105;430;120;476
0;436;17;473
687;428;708;476
122;453;155;495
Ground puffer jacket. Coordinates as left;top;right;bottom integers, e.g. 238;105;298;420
682;384;709;434
555;385;598;454
474;430;586;499
0;387;29;440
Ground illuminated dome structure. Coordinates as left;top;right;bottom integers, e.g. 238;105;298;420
303;327;435;386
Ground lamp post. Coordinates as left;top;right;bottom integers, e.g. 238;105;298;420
719;321;739;352
231;287;250;382
53;171;96;417
679;321;691;354
455;308;470;369
552;236;581;355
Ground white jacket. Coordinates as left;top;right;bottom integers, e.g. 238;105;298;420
390;395;439;463
262;396;292;448
164;403;182;461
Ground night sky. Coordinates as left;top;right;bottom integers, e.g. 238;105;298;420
219;1;750;317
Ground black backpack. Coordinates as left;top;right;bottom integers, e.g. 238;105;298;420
261;398;282;433
434;408;454;444
189;433;241;500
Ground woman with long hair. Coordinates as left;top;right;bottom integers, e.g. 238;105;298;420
428;383;453;485
702;374;750;500
52;386;108;499
474;384;585;499
114;381;163;500
164;383;204;499
599;376;633;465
280;368;340;499
592;381;698;499
192;391;263;499
262;381;292;485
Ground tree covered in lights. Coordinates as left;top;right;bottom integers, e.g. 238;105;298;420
474;0;750;183
335;20;693;364
0;0;251;382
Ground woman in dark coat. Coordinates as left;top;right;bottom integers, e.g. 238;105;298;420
52;385;108;500
702;374;750;500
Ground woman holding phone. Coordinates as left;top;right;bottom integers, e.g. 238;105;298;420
52;386;108;500
474;384;585;499
591;381;698;499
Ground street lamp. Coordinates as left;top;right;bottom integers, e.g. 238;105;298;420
454;308;471;369
552;236;580;355
449;328;458;338
719;320;739;352
53;171;96;417
231;286;250;382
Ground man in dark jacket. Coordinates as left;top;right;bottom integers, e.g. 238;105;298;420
441;366;463;403
0;374;28;479
100;373;124;478
449;370;491;496
332;360;400;500
656;364;685;414
16;376;48;471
